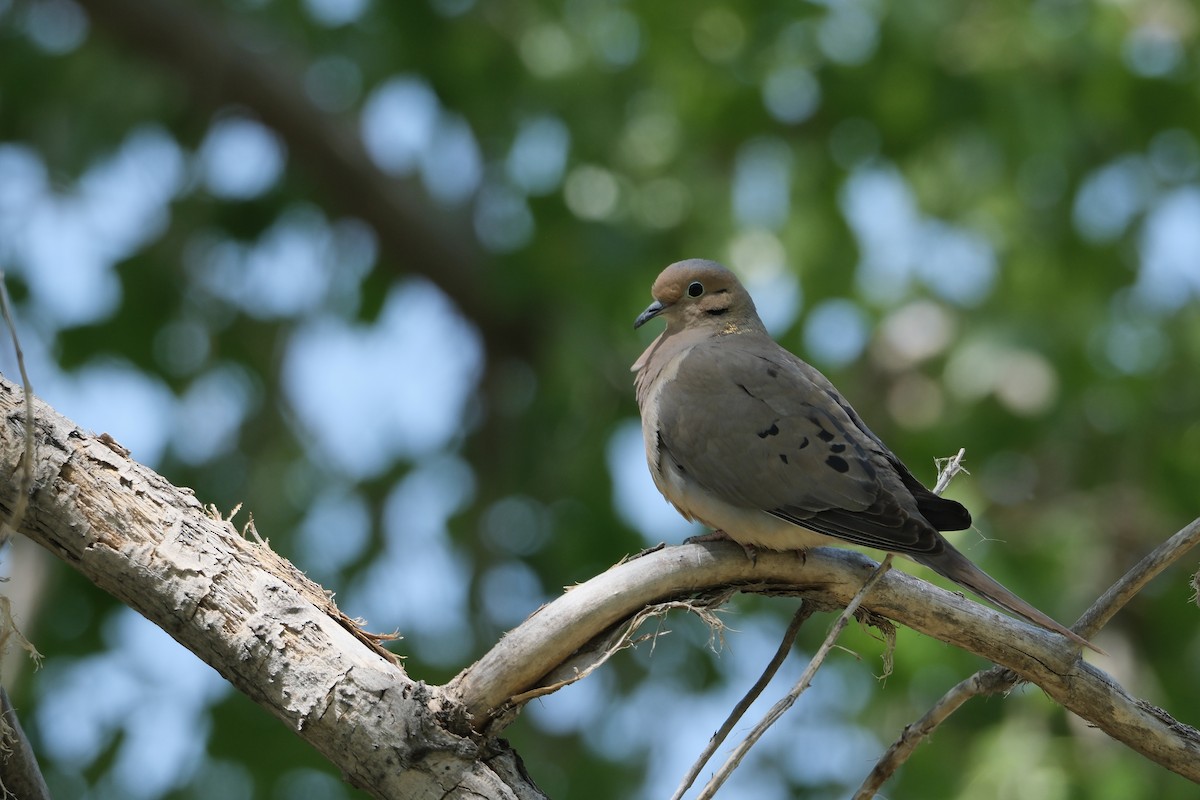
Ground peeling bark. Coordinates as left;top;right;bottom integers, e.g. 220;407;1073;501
0;376;546;800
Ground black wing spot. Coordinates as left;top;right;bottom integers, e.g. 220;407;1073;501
674;462;687;473
830;443;846;453
798;436;810;449
826;455;850;473
736;383;755;397
779;453;789;464
757;422;780;438
808;417;836;442
766;367;778;378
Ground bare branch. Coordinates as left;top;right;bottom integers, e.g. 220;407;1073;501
855;516;1200;797
670;603;815;800
0;686;50;800
853;667;1010;799
692;449;962;797
0;271;34;549
1075;516;1200;638
696;556;894;800
507;596;732;709
6;372;1199;792
0;376;545;800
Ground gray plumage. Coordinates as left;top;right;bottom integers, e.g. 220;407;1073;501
632;258;1091;649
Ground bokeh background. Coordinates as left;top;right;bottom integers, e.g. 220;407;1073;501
2;0;1199;797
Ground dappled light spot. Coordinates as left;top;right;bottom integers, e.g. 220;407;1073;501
803;299;869;367
421;113;483;205
1123;23;1184;78
1135;187;1200;312
842;164;996;307
519;23;582;78
1;128;184;328
301;0;368;28
1072;155;1151;244
22;0;88;54
564;164;621;221
945;339;1059;416
172;364;258;465
817;1;879;65
733;137;793;229
186;207;377;319
1092;316;1168;375
361;76;440;174
763;65;821;125
295;488;372;583
199;116;285;200
342;456;476;667
282;279;483;478
506;115;570;195
728;228;802;336
872;300;956;371
580;6;641;67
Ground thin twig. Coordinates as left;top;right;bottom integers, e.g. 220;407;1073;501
508;597;731;708
669;603;816;800
0;271;34;550
854;515;1200;798
1074;516;1200;638
932;447;968;495
695;554;895;800
852;668;1005;799
684;450;967;799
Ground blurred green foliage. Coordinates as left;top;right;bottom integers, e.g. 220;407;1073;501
2;0;1199;798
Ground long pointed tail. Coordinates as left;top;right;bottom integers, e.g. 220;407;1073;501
913;544;1100;653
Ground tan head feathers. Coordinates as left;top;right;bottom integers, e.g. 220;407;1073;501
633;259;764;334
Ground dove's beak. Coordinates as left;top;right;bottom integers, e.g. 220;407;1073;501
634;300;665;329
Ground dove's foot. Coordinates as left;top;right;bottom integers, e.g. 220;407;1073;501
685;529;759;564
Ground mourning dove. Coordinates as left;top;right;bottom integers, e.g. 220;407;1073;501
632;258;1092;649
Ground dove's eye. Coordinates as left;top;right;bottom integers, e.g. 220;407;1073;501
687;281;704;298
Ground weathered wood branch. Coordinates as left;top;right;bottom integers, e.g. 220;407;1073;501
0;376;545;800
448;536;1200;783
3;371;1199;795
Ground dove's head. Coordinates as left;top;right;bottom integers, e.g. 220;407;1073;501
634;259;765;335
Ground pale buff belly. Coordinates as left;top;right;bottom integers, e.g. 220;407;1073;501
651;455;840;552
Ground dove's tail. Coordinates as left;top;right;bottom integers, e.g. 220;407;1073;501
913;544;1102;654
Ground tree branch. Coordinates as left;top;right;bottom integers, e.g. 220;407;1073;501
450;532;1200;784
0;685;50;800
4;371;1199;793
669;603;815;800
695;556;895;800
0;376;545;800
854;515;1200;797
